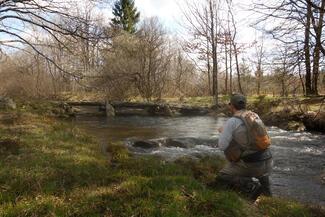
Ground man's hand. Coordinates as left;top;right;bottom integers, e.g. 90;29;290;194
218;127;224;133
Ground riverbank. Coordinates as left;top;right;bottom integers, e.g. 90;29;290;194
0;105;324;216
162;95;325;133
61;94;325;133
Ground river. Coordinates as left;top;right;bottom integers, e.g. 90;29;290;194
73;115;325;205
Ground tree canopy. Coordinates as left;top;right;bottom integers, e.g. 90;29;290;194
111;0;140;33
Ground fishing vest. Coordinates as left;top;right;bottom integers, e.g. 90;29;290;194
224;110;272;162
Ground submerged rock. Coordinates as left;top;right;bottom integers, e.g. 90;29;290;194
165;138;196;149
133;140;160;149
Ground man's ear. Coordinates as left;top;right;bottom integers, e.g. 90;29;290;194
229;104;235;113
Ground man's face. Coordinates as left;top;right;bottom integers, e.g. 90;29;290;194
228;103;235;114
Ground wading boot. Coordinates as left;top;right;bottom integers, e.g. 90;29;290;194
258;175;272;196
217;174;263;200
245;178;263;201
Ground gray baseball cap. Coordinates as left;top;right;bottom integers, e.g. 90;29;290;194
230;94;246;109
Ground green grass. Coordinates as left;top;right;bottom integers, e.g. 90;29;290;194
0;108;323;216
257;197;325;217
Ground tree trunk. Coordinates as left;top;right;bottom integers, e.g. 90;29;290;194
298;60;306;95
233;42;243;94
229;40;233;94
310;0;324;95
257;68;261;96
281;70;286;97
225;39;228;94
207;38;212;95
210;0;218;105
304;2;312;95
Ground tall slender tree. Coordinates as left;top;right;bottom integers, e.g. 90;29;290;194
111;0;140;34
253;0;325;96
181;0;221;105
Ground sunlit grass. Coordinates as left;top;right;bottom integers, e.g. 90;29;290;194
257;197;324;217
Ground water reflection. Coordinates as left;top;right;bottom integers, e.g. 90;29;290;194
75;116;226;140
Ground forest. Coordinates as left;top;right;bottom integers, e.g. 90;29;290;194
0;0;324;101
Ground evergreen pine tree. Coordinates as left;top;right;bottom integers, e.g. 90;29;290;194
111;0;140;34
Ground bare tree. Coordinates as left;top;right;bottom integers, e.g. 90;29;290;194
253;0;325;95
181;0;221;104
0;0;106;79
100;32;139;100
272;44;299;97
311;0;325;94
0;50;60;98
223;32;229;94
252;36;266;95
136;18;172;101
226;0;243;94
167;48;197;97
101;17;172;101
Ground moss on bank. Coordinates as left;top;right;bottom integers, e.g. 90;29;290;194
0;106;323;216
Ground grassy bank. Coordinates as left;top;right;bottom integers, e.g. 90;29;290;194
0;106;324;216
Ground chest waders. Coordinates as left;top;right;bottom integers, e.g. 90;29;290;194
219;112;273;200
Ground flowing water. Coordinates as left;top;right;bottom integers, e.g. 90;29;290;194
74;115;325;205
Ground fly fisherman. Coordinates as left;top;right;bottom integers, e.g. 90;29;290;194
217;94;273;200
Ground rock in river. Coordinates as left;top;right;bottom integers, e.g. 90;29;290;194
165;138;196;149
133;140;161;149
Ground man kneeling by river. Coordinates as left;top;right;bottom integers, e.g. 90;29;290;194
216;94;273;200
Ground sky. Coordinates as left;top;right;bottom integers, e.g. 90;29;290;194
135;0;263;44
0;0;264;46
0;0;274;61
136;0;179;32
133;0;281;69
